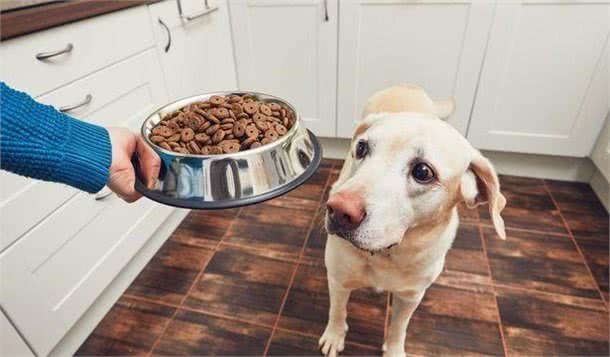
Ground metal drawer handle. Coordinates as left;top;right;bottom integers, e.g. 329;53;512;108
35;43;73;60
158;18;172;52
95;186;114;201
323;0;329;22
59;94;92;113
176;0;218;22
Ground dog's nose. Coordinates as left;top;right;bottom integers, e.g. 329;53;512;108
327;191;367;231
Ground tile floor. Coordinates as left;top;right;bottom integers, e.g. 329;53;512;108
76;159;609;356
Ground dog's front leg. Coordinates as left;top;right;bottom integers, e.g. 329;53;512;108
383;292;424;357
319;277;352;357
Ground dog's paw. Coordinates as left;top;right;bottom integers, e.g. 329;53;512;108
382;342;406;357
318;323;348;357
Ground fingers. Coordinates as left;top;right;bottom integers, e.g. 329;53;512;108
106;127;152;203
106;128;160;203
107;166;142;203
136;136;161;189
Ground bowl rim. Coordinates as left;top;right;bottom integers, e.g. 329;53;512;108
141;90;302;159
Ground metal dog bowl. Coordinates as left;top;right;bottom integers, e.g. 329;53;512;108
134;91;322;209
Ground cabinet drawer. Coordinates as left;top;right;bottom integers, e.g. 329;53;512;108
0;5;154;97
36;49;167;128
0;49;167;252
0;197;175;356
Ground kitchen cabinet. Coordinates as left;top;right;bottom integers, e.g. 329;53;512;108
336;0;494;137
0;5;167;252
0;197;174;356
0;49;167;252
0;40;171;357
229;0;338;137
1;310;33;357
468;1;609;157
148;0;237;102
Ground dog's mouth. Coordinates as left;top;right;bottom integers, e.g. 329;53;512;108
325;217;353;242
325;213;398;253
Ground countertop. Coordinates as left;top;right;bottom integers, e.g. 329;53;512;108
0;0;161;41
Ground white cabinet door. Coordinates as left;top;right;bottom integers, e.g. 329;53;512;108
468;1;609;157
0;199;174;356
229;0;338;137
337;0;494;138
148;0;237;102
1;311;33;357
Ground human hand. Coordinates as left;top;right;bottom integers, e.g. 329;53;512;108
106;127;160;202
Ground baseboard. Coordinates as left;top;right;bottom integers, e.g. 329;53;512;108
590;169;610;212
318;137;595;182
49;208;190;356
481;151;595;182
319;137;350;159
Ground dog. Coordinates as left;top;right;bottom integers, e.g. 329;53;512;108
319;85;506;357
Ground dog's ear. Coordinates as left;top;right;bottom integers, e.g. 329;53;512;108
433;97;455;120
460;153;507;239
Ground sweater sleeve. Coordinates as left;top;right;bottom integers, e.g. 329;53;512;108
0;82;112;193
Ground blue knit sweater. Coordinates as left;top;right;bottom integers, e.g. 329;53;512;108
0;82;111;193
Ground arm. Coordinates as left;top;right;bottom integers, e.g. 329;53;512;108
0;82;111;193
0;82;160;201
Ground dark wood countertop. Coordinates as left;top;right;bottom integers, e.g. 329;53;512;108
1;0;161;41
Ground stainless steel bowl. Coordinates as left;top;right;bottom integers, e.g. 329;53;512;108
134;91;322;209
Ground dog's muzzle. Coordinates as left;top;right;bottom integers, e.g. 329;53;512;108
326;211;399;253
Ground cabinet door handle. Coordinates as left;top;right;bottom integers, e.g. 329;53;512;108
158;18;172;52
59;94;92;113
35;43;73;60
176;0;218;22
323;0;329;22
95;186;114;201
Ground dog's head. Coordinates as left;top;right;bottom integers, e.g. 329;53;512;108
326;86;506;252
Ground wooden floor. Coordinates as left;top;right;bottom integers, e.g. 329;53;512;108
76;159;609;356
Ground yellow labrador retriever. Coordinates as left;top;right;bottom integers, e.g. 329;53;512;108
319;85;506;357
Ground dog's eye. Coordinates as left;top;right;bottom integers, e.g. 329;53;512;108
412;163;435;183
355;140;368;159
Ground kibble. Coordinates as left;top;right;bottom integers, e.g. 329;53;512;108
149;94;296;155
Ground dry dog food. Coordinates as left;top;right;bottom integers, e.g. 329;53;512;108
148;94;296;155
